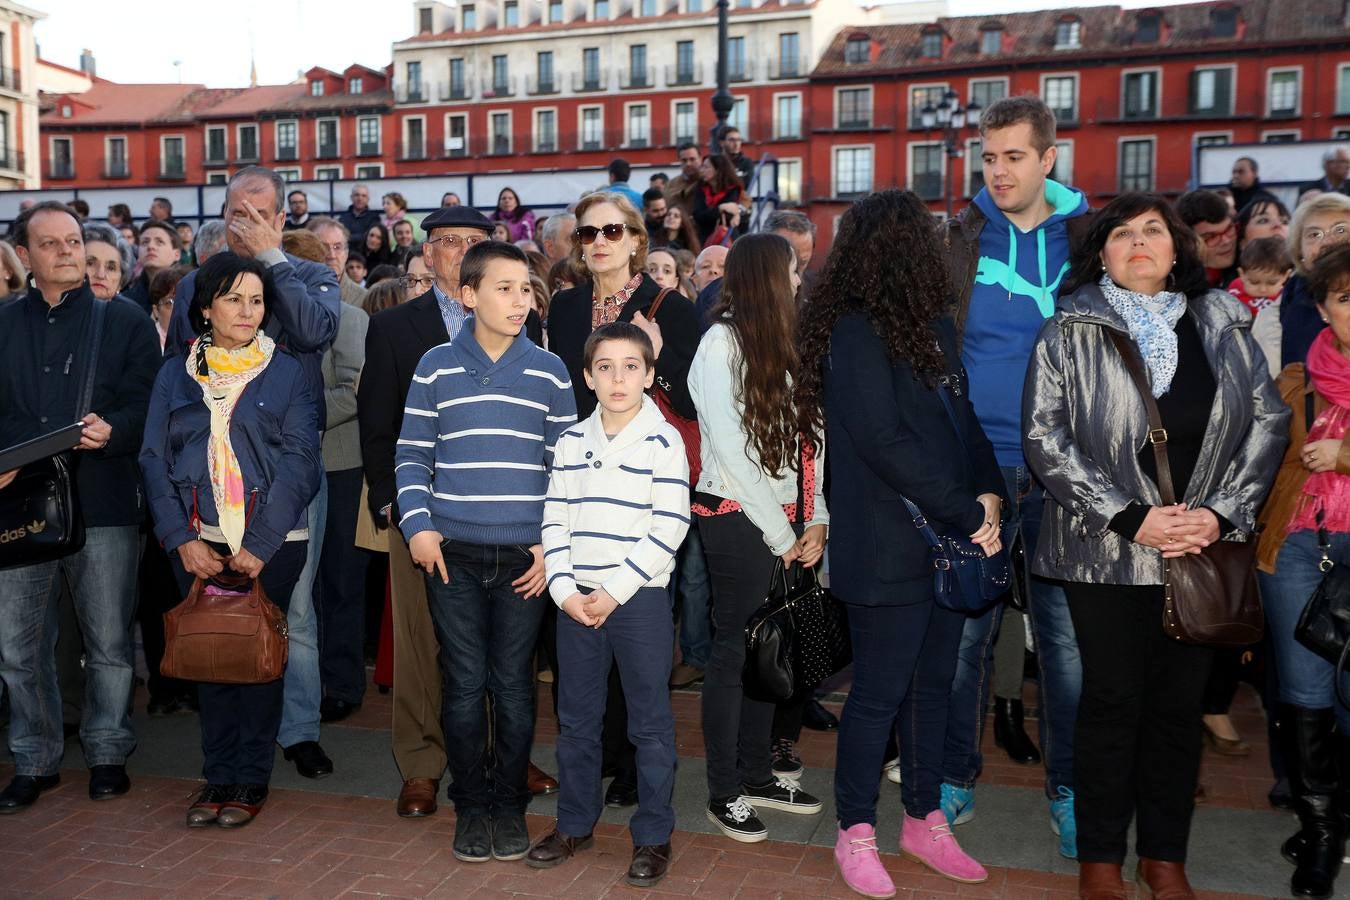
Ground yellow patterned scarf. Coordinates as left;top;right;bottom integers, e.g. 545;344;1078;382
185;332;275;553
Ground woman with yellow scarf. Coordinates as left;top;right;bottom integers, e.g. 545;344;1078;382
140;253;321;829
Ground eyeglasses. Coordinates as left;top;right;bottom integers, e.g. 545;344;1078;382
424;234;487;250
1304;223;1350;244
1196;221;1236;246
400;275;436;291
574;223;633;245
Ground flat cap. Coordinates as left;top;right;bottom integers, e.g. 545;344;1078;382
420;205;493;235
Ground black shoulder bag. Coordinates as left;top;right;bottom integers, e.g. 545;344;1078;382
1294;374;1350;705
0;299;106;569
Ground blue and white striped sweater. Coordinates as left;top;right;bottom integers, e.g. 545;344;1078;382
396;326;578;547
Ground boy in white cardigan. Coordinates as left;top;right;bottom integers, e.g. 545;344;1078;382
527;322;689;888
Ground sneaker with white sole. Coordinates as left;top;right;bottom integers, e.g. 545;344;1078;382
940;782;975;826
882;758;901;785
771;738;804;780
740;777;824;814
707;796;768;842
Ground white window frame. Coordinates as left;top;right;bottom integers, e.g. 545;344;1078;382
907;139;945;200
579;105;604;151
444;113;469;156
1261;129;1302;142
908;81;950;129
1334;128;1350;140
773;91;802;140
834;85;873;129
965;137;984;198
1049;138;1074;186
1120;66;1163;119
1189;63;1236;116
624;101;651;149
832;143;874;197
1040;72;1079;123
1266;66;1303;117
402;114;427;158
314;165;342;180
728;95;749;138
355;163;385;178
274;168;301;182
968;76;1009;110
356;116;381;155
103;135;127;176
1053;18;1082;50
671;98;698;145
236;123;259;161
205;124;228;163
274;119;300;159
1192;130;1234;149
488;109;513;155
315;116;341;157
1338;63;1350;116
776;157;802;204
1117;135;1157;192
160;133;187;176
205;170;228;185
532;107;558;152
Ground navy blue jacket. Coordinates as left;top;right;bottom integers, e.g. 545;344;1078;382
822;312;1005;606
139;349;321;564
1280;274;1323;368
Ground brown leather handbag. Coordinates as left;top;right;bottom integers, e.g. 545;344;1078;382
161;573;289;684
1107;329;1264;647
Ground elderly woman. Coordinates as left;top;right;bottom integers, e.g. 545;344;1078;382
491;187;536;243
139;253;321;830
1024;192;1288;900
381;192;408;230
83;221;135;302
0;238;25;303
1256;241;1350;900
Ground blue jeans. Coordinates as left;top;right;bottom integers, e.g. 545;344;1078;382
943;465;1081;797
836;598;965;826
1260;528;1350;731
556;587;676;845
278;477;326;747
425;539;546;816
0;526;140;775
672;527;713;670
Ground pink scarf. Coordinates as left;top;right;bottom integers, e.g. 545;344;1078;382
1289;328;1350;534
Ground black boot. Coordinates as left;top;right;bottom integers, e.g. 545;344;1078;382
993;697;1042;765
1280;704;1343;899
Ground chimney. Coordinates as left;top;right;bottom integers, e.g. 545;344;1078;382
78;48;96;76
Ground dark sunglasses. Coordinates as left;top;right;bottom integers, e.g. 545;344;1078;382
574;223;632;245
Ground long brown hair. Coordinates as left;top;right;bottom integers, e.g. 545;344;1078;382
710;233;799;474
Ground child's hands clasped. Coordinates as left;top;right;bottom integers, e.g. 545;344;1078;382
561;592;595;627
583;589;619;628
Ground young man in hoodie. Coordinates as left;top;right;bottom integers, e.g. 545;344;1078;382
938;96;1091;860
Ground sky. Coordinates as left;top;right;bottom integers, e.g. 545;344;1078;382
33;0;1192;89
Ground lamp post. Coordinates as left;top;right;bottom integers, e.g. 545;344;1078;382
920;89;980;219
709;0;733;154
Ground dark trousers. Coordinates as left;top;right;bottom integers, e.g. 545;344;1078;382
1066;582;1213;863
168;541;305;786
317;467;372;704
556;587;676;844
1201;647;1243;716
835;597;965;826
425;540;545;816
698;512;778;799
138;536;187;702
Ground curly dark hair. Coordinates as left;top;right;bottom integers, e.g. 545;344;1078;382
1061;192;1210;300
710;232;800;475
795;189;950;445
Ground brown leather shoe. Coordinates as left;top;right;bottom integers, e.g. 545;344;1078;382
397;778;439;818
525;829;593;869
528;763;559;796
1078;862;1127;900
1135;858;1196;900
1202;722;1252;757
626;843;672;887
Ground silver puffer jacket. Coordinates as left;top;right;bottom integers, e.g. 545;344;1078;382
1023;284;1290;586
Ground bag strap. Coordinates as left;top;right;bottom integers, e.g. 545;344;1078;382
1105;328;1179;507
647;286;673;321
1306;367;1336;567
77;298;108;421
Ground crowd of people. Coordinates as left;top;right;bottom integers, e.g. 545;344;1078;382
0;96;1348;900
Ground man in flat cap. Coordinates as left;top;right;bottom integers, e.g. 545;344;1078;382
357;206;546;819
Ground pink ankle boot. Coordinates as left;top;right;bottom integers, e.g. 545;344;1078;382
835;824;896;899
900;810;988;884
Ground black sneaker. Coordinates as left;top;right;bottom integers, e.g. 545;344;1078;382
706;796;768;843
770;738;803;780
739;777;823;814
491;814;530;861
453;813;493;862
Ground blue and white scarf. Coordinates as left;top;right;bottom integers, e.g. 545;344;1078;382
1099;274;1187;397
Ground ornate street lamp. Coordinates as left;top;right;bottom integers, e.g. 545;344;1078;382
921;89;981;219
709;0;733;154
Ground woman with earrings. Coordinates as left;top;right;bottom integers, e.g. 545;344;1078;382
1024;192;1288;900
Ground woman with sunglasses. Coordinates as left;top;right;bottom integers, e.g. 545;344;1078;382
545;191;702;805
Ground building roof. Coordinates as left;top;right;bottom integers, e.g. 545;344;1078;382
814;0;1350;75
42;82;209;126
271;89;395;114
198;83;307;119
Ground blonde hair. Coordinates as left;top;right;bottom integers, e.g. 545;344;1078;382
1288;191;1350;275
0;239;26;292
569;191;648;283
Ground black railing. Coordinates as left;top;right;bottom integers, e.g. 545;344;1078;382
572;71;607;93
101;158;130;179
397;84;427;103
0;67;21;92
527;75;558;95
768;57;806;79
483;77;516;99
440;80;473;101
157;165;188;182
397;141;428;161
275;146;299;162
49;161;74;180
620;68;654;89
665;63;701;87
356;142;381;158
316;142;340;160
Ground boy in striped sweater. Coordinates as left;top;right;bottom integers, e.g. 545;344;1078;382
526;322;690;887
396;242;577;864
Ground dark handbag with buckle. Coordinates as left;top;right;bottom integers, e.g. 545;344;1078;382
0;299;106;570
162;572;290;684
1294;379;1350;705
1107;329;1263;647
900;375;1011;614
644;287;701;483
742;452;851;703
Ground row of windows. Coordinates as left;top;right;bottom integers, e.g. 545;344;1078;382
200;164;387;186
309;76;371;97
418;0;804;34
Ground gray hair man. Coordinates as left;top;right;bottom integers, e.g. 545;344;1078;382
765;209;817;275
309;216;367;309
539;212;576;266
193;220;227;264
1302;147;1350;197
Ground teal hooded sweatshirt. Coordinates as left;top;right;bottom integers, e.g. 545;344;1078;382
960;179;1088;468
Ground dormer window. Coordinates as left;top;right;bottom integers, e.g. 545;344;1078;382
594;0;609;17
1136;12;1161;43
349;77;363;94
844;35;869;65
310;80;324;96
1210;6;1238;37
62;104;72;118
980;24;1003;56
920;27;943;59
462;4;476;29
1054;17;1081;49
505;0;519;25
